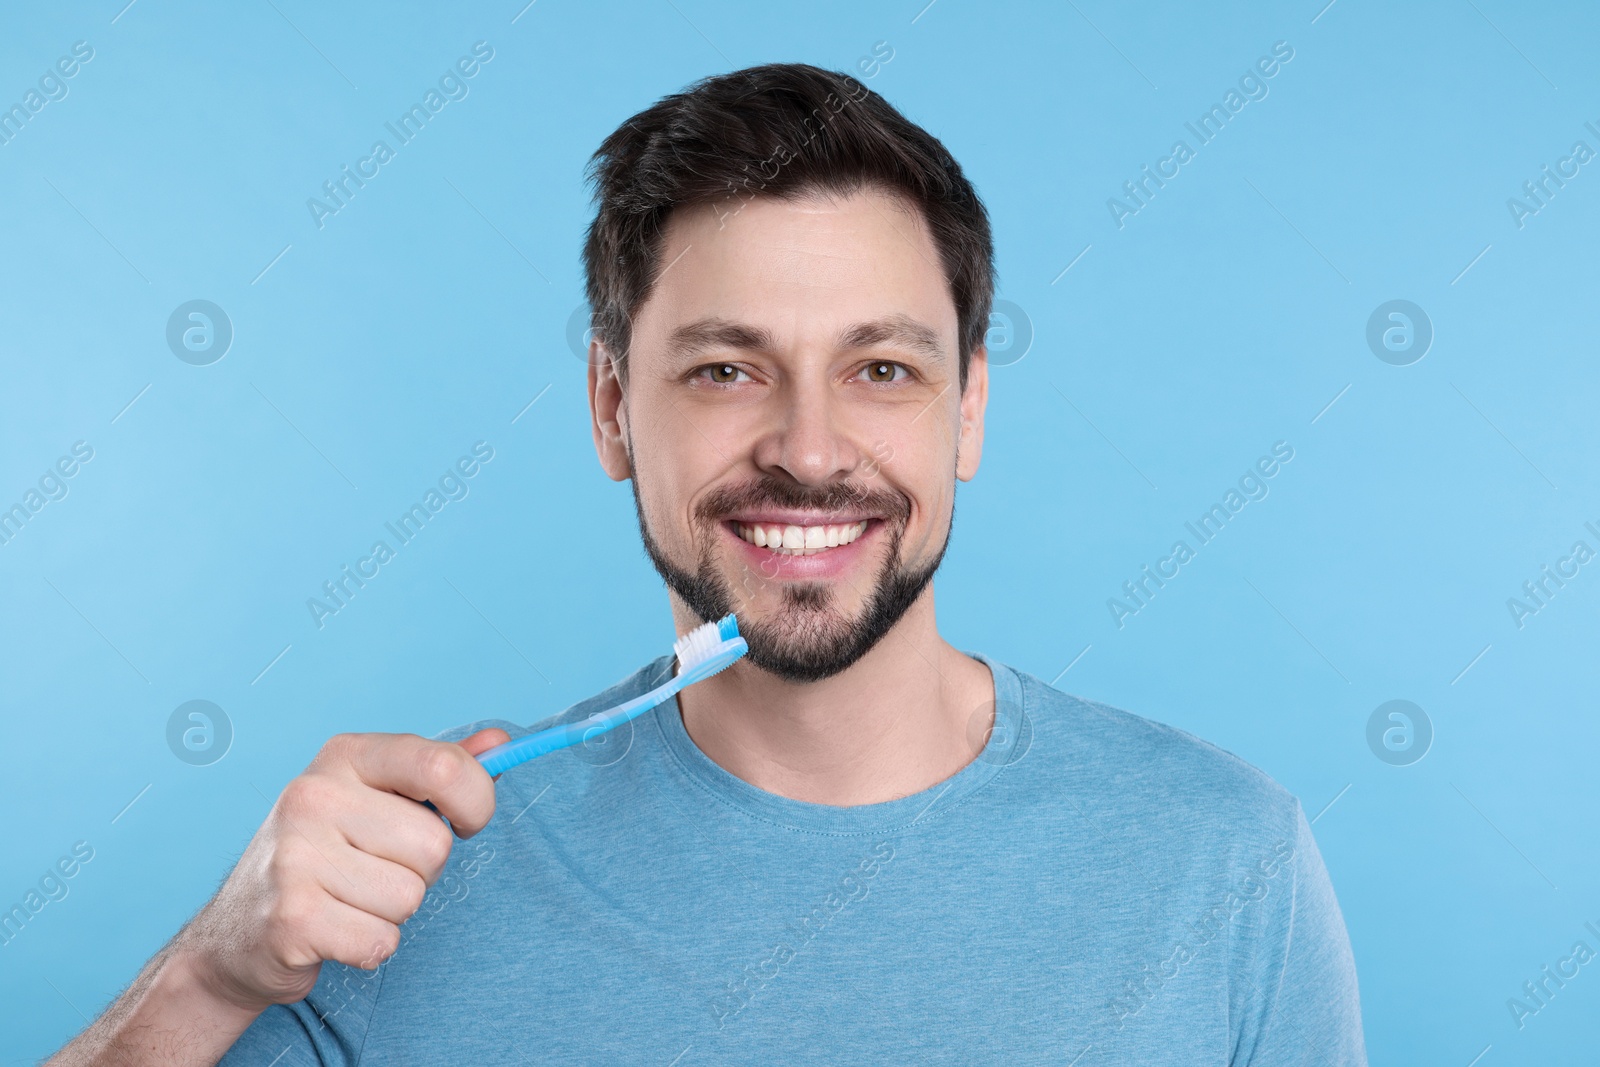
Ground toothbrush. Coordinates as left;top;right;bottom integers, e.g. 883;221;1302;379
471;613;747;777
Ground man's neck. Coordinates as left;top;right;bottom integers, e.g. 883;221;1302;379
669;591;995;806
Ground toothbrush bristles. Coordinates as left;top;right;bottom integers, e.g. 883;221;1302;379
675;614;734;673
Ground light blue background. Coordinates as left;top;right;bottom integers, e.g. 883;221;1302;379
3;0;1597;1061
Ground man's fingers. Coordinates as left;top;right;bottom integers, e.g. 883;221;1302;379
303;895;403;971
316;843;430;927
458;727;512;783
337;788;459;883
458;727;512;760
339;733;499;836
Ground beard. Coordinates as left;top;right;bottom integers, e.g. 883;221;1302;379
628;464;954;683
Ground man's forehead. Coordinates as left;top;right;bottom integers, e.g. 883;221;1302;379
631;188;958;353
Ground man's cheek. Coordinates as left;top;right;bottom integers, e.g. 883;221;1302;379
738;568;759;604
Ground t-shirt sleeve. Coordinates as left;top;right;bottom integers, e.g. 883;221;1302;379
216;959;386;1066
1233;801;1367;1066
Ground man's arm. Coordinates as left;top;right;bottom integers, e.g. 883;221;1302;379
46;937;265;1065
43;727;508;1067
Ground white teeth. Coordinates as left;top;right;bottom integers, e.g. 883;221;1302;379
735;520;870;555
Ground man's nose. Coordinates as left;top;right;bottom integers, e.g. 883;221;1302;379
750;378;865;486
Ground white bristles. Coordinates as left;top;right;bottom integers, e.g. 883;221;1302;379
674;618;726;674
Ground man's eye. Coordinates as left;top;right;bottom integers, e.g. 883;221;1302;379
860;361;908;383
700;363;748;384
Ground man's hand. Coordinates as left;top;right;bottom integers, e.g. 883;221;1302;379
180;727;510;1012
47;727;510;1066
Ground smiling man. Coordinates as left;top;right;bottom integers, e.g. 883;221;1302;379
598;176;999;808
51;63;1364;1067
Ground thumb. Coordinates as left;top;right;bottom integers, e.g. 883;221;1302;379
457;727;512;780
420;728;515;828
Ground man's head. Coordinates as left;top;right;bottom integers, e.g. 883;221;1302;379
582;63;994;683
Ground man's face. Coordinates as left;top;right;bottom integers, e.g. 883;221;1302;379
588;186;988;682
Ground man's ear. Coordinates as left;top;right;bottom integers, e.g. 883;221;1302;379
588;340;632;481
955;345;988;482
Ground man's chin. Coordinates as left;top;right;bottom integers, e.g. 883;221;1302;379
635;501;946;684
734;594;882;683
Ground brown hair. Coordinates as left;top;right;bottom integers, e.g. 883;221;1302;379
580;62;995;391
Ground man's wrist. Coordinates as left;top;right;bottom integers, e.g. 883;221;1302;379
46;941;266;1066
109;943;265;1064
158;941;271;1026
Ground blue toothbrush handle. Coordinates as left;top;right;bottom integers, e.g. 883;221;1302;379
418;719;603;817
471;641;744;778
419;631;746;818
477;718;606;774
420;707;654;820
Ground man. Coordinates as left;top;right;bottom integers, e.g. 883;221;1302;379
50;63;1365;1065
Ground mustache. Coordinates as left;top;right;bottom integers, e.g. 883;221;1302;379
695;477;910;526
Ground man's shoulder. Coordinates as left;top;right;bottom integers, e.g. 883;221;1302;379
1004;662;1304;845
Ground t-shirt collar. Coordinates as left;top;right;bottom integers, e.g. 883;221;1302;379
650;651;1027;835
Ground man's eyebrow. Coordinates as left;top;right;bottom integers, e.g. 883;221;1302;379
665;319;777;361
837;314;946;363
664;314;946;363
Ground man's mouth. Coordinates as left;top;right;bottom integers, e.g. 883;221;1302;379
733;519;869;556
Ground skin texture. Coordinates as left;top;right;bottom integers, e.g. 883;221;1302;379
588;185;996;806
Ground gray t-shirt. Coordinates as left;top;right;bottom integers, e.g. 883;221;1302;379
219;652;1366;1064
